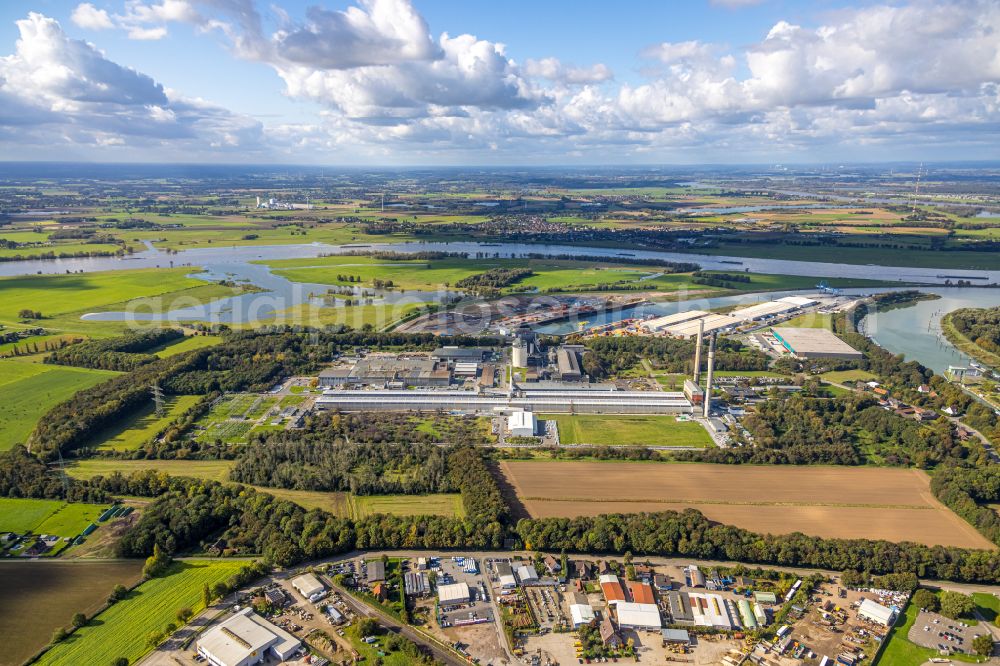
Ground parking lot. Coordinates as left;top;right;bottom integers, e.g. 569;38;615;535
909;610;993;655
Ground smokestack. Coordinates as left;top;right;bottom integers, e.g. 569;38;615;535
692;319;704;383
703;333;716;418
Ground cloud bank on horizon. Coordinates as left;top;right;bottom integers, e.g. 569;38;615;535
1;0;998;163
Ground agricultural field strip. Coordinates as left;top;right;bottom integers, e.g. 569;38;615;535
501;461;994;549
515;496;937;510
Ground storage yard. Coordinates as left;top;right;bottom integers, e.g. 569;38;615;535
499;462;995;548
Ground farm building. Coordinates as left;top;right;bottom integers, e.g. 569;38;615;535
668;591;694;625
516;564;539;584
685;565;706;588
688;593;736;629
857;598;896;626
496;561;518;589
291;573;325;602
754;591;777;604
626;581;656;605
438;582;472;605
661;629;691;646
600;574;628;605
600;616;622;648
615;602;662;631
197;608;300;666
508;410;537;437
570;602;596;627
771;327;862;360
366;560;385;583
404;572;429;596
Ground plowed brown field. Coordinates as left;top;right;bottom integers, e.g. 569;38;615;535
499;461;993;549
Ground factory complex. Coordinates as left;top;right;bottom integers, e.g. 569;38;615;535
309;336;737;416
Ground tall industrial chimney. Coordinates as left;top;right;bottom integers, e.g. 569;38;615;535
692;319;704;384
703;333;716;418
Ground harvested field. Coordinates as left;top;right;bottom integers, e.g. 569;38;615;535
500;461;994;549
0;560;143;666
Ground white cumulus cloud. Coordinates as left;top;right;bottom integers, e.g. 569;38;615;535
71;3;115;30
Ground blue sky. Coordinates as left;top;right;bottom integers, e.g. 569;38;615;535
0;0;997;164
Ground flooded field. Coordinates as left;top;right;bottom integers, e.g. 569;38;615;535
0;560;143;666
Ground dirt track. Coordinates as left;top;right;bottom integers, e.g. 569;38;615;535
499;461;994;549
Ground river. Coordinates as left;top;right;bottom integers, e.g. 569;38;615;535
3;240;999;372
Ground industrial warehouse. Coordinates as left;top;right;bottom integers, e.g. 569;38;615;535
770;327;863;360
638;296;818;338
315;387;692;414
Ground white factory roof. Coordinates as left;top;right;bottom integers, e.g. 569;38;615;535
517;564;539;582
778;296;817;307
615;602;662;630
570;603;596;626
438;581;471;604
509;410;537;430
666;314;737;338
499;573;518;588
729;301;798;320
642;310;709;332
689;593;735;629
291;573;325;599
198;608;300;666
858;598;895;626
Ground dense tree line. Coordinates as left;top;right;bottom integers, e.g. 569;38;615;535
731;393;967;467
231;439;455;495
102;476;355;565
0;446;107;503
521;253;700;273
580;335;769;378
948;306;1000;357
931;466;1000;547
354;448;509;550
516;509;1000;585
45;328;183;371
454;267;534;293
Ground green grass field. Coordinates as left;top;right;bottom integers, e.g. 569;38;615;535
151;334;223;357
821;369;879;384
542;414;713;447
0;359;118;449
37;560;247;666
92;395;200;451
67;458;234;482
34;503;109;538
781;312;834;329
0;498;109;538
350;494;465;518
0;498;68;534
0;268;222;320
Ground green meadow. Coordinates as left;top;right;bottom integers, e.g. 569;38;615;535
541;414;714;447
37;561;247;666
0;359;118;449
